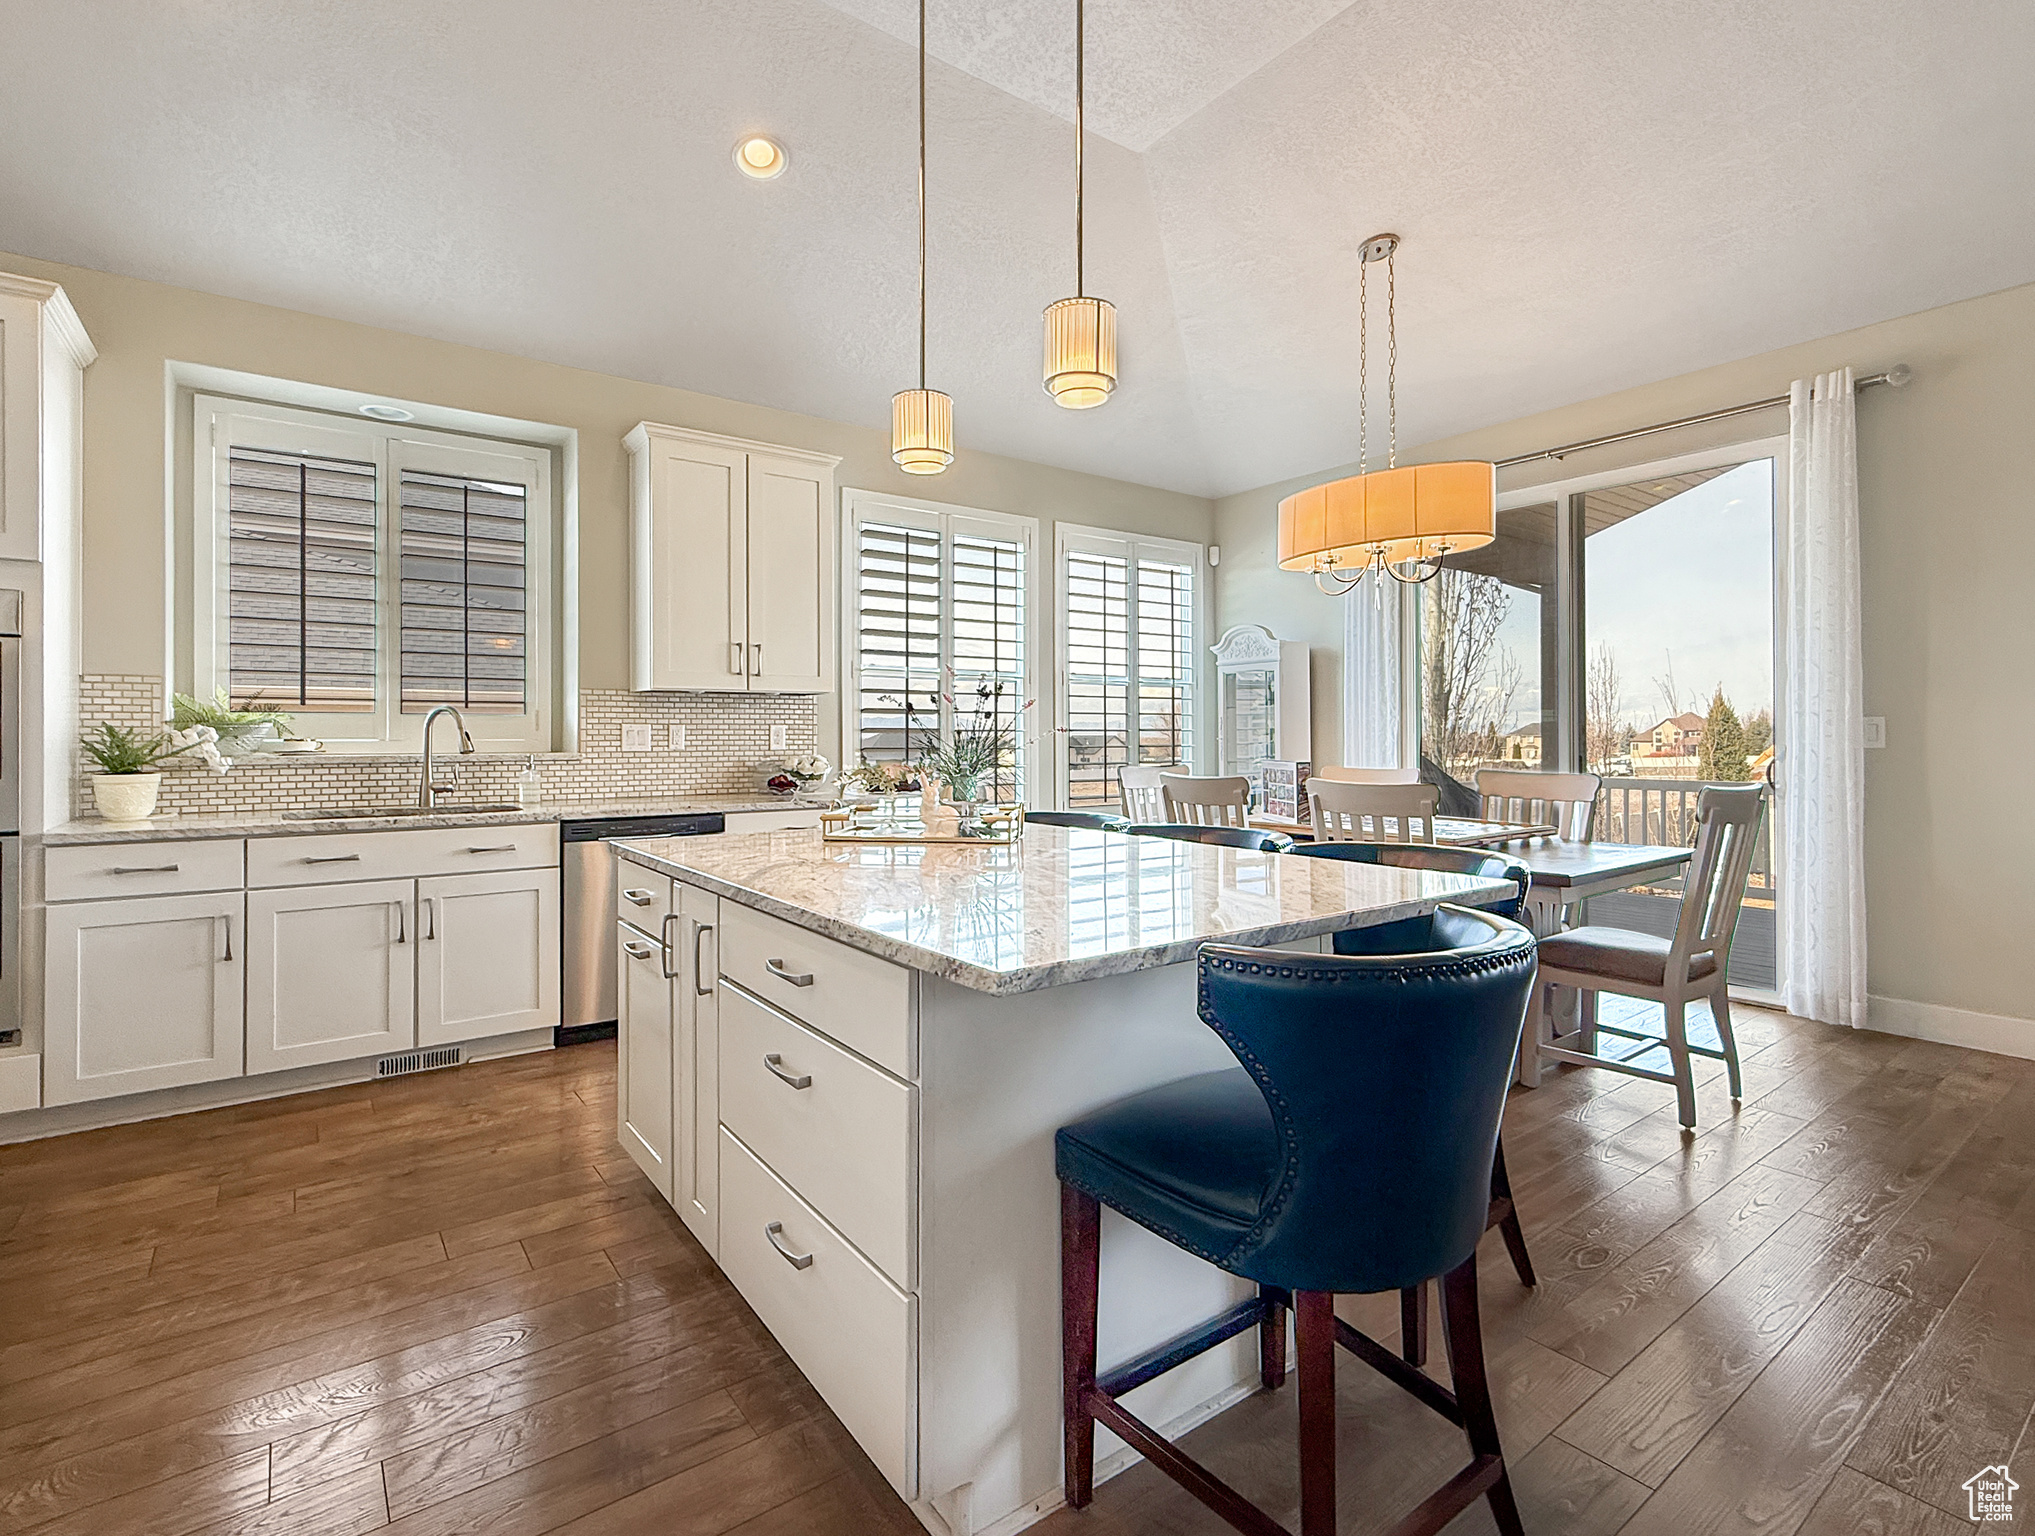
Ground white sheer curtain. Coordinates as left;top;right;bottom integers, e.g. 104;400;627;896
1782;368;1869;1027
1343;585;1404;768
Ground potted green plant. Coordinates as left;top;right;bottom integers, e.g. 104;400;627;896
81;723;197;821
170;690;293;760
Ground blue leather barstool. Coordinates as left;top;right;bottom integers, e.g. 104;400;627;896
1291;842;1538;1367
1026;810;1132;832
1125;822;1296;853
1058;908;1536;1536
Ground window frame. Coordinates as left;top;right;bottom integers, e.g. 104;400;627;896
839;488;1044;806
191;394;555;754
1053;522;1209;810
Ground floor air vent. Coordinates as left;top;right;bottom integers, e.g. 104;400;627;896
376;1046;464;1078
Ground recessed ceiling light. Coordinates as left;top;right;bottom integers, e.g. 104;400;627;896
359;403;415;422
733;135;788;180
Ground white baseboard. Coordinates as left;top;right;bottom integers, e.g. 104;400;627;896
1868;994;2035;1062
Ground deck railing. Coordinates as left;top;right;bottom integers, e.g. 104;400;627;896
1593;775;1774;892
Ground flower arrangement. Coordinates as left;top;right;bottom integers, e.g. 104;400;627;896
765;752;830;796
841;758;922;796
889;674;1033;806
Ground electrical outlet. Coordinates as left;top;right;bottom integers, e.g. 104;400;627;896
770;724;789;752
670;724;686;750
621;724;653;752
1862;716;1886;749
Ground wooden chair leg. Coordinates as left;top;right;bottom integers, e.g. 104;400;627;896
1399;1282;1429;1366
1520;980;1548;1087
1438;1258;1524;1536
1710;980;1743;1099
1061;1184;1101;1508
1295;1292;1338;1536
1490;1138;1535;1287
1260;1285;1288;1389
1576;986;1598;1052
1664;998;1698;1128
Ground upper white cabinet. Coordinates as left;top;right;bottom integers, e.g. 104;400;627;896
626;422;839;693
0;273;95;563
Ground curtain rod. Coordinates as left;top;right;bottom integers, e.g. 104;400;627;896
1494;364;1913;470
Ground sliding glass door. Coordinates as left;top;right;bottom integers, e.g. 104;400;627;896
1417;440;1785;995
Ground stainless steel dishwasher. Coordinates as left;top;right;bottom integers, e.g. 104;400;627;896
559;813;724;1032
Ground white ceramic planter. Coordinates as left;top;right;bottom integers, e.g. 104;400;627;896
92;773;162;822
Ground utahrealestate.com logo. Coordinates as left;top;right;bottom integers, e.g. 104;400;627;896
1965;1466;2019;1523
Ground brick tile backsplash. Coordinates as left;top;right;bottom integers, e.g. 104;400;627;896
75;676;818;819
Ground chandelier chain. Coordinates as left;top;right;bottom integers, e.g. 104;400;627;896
1074;0;1085;297
1357;258;1368;475
1386;247;1397;469
917;0;927;389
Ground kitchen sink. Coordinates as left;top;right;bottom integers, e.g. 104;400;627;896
280;802;526;820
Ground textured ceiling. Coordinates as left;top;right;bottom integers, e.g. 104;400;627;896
2;0;2031;499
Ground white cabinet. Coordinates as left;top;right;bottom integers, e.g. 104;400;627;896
43;892;243;1105
0;274;95;563
617;915;675;1198
674;882;720;1250
418;867;560;1047
245;879;416;1074
626;422;839;694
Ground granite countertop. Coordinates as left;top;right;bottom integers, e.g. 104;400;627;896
42;793;836;846
615;825;1511;995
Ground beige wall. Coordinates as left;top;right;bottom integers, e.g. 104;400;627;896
1215;278;2035;1031
0;249;1214;753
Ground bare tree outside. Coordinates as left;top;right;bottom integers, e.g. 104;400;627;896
1585;642;1628;771
1421;568;1521;775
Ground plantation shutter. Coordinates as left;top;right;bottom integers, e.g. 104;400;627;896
398;469;529;713
1060;534;1198;808
950;527;1027;800
855;522;943;763
225;446;378;712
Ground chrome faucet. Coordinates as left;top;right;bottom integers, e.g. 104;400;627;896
419;706;475;808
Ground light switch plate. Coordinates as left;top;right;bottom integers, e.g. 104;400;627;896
770;724;789;752
621;724;653;752
670;724;686;749
1862;717;1886;749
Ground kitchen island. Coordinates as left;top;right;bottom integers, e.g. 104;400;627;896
611;824;1509;1536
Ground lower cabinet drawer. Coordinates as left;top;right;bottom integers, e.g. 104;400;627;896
46;840;245;902
719;1129;915;1497
719;983;914;1287
719;901;913;1077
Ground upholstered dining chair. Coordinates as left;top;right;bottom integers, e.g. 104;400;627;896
1307;777;1441;843
1291;841;1537;1367
1475;768;1602;842
1125;823;1294;854
1058;912;1537;1536
1527;783;1765;1127
1117;764;1170;823
1160;773;1253;827
1025;810;1130;832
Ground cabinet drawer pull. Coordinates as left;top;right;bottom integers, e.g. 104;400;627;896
764;1220;814;1270
750;642;763;675
303;853;363;865
393;901;407;944
660;913;681;979
621;888;657;906
692;920;715;998
622;938;658;961
764;957;814;988
730;641;745;676
762;1052;812;1090
423;896;437;941
111;863;180;875
465;844;518;854
218;913;233;963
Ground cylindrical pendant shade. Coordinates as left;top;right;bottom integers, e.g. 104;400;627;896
1043;296;1117;409
892;388;954;475
1277;460;1497;572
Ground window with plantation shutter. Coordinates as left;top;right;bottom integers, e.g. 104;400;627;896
845;494;1037;804
194;395;553;752
225;446;379;712
1057;527;1203;809
399;469;529;713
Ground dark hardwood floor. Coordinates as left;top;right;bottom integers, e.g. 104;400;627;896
1;1009;2030;1536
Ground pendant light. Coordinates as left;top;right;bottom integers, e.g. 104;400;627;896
1276;235;1495;592
1042;0;1116;409
892;0;953;474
